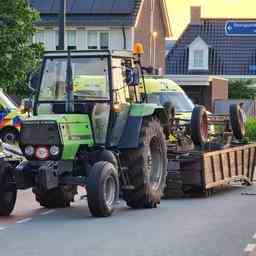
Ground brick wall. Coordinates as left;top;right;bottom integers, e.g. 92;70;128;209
134;0;166;74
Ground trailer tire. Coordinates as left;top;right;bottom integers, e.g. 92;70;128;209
33;185;77;208
122;118;167;209
87;161;119;217
0;161;17;216
191;106;208;146
230;104;245;140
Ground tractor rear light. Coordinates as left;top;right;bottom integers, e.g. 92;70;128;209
24;145;35;156
35;146;49;160
49;145;60;156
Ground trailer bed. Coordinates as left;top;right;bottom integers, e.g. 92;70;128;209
165;143;256;197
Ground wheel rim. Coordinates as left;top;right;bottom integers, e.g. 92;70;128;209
148;137;163;191
104;175;116;208
3;133;16;144
200;113;208;141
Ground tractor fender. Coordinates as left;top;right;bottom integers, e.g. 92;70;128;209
118;105;168;149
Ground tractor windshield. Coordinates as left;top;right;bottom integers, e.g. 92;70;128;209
148;92;194;113
39;57;109;102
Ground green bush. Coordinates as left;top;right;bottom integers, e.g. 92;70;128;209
245;117;256;142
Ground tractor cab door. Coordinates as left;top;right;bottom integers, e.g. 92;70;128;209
108;58;131;147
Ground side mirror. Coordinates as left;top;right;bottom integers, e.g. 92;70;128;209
126;68;140;86
27;72;40;92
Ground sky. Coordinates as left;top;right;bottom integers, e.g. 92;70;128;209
166;0;256;39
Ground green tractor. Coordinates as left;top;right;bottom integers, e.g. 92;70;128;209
0;48;168;217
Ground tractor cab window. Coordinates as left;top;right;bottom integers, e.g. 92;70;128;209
112;58;129;104
37;56;109;114
39;57;109;102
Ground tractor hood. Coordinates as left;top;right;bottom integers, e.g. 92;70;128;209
21;114;94;160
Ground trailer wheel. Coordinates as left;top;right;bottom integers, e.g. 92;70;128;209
87;161;119;217
229;104;245;140
122;118;167;209
33;185;77;208
0;161;17;216
191;106;209;146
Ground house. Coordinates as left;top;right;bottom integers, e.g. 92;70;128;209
166;7;256;77
29;0;172;74
164;7;256;110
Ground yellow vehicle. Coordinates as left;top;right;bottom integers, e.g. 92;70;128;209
143;77;194;119
0;89;24;144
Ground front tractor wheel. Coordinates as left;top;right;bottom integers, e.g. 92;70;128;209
0;161;17;216
33;185;77;208
87;161;119;217
122;118;167;209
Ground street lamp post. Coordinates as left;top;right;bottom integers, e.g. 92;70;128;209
152;31;158;74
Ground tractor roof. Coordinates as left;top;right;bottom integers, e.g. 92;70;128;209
44;50;134;59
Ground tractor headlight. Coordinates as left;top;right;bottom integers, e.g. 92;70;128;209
50;145;60;156
24;146;35;156
35;146;49;160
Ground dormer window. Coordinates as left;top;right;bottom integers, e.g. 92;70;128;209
189;37;209;70
193;49;204;68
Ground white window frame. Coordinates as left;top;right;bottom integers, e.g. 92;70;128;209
188;36;209;70
193;49;204;69
87;30;110;50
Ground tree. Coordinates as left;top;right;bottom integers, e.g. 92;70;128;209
229;79;256;99
0;0;43;97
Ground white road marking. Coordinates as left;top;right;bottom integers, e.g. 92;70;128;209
244;244;256;253
16;218;32;224
40;210;56;216
0;227;7;231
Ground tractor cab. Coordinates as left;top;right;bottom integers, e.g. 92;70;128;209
25;49;143;151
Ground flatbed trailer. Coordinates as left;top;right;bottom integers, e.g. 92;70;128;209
165;143;256;197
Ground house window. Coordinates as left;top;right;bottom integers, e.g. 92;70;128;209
35;31;44;44
67;31;76;47
193;49;204;68
99;32;109;49
87;31;109;50
88;31;98;49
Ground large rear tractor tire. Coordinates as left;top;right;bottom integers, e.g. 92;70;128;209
230;104;246;140
33;185;77;208
122;118;167;209
87;161;119;217
191;106;209;146
0;161;17;216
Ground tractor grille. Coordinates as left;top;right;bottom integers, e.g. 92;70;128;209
20;120;61;146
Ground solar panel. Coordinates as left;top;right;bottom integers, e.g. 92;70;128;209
29;0;136;14
91;0;116;14
111;0;135;14
67;0;95;14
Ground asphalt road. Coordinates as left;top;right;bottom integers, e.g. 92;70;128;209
1;185;256;256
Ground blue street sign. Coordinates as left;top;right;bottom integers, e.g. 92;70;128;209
225;21;256;36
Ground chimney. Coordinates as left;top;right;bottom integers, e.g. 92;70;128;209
190;6;201;25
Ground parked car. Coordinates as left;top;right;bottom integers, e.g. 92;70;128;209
0;89;25;144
